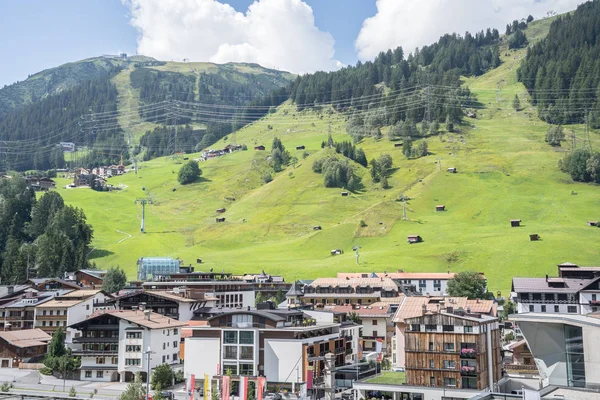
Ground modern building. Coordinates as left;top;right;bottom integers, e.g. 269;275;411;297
108;290;211;321
137;257;182;281
69;309;187;382
0;329;51;368
510;312;600;389
392;296;497;371
403;309;502;391
512;262;600;315
34;289;113;342
184;305;354;388
302;277;401;306
0;290;63;330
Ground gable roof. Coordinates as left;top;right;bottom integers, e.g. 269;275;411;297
511;277;593;293
108;289;200;303
28;278;81;290
0;329;51;348
393;296;496;323
309;277;398;291
71;309;187;330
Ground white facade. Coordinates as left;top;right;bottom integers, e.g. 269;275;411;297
117;321;181;381
185;337;221;378
398;279;449;295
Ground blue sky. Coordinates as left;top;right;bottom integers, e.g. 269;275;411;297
0;0;375;87
0;0;582;88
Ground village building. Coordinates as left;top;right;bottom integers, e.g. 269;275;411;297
392;296;497;371
108;290;209;322
511;262;600;315
301;277;401;307
184;304;356;390
70;309;186;382
0;290;65;330
74;269;107;288
0;329;51;368
34;289;113;342
27;278;81;292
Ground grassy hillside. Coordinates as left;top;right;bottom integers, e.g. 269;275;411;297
57;16;600;295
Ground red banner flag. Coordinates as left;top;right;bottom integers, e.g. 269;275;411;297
239;376;248;400
257;376;266;400
222;375;230;400
188;374;195;400
306;366;313;390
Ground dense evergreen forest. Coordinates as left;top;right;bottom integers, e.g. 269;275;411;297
518;0;600;125
289;28;501;122
0;71;128;171
0;178;93;283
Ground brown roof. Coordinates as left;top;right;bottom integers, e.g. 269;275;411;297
512;277;592;293
0;329;51;348
329;302;393;317
85;310;187;329
309;277;398;291
36;299;86;308
182;321;208;338
338;272;457;280
393;296;496;323
58;289;104;298
110;290;200;303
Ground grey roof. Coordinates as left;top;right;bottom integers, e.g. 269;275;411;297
207;309;286;322
511;277;594;293
286;281;303;297
77;269;107;279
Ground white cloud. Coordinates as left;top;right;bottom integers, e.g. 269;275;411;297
356;0;583;61
125;0;341;74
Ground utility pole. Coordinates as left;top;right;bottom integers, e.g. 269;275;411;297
135;198;154;233
403;201;407;221
353;246;361;265
144;347;155;400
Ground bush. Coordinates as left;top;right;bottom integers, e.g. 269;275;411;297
70;386;77;397
40;367;53;375
262;173;273;184
545;125;565;146
177;160;202;185
0;382;10;392
241;144;248;151
360;220;367;227
151;364;174;390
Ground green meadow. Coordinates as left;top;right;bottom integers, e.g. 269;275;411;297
57;17;600;295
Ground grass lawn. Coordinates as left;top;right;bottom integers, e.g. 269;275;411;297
58;16;600;295
364;371;406;385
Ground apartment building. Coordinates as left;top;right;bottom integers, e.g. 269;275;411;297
329;302;398;355
69;309;186;382
392;296;497;370
0;329;51;368
185;305;354;388
35;289;113;342
108;290;212;322
403;309;502;391
302;277;400;306
0;290;66;330
337;272;472;296
512;262;600;315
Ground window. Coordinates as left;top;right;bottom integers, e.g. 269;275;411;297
173;328;178;335
529;305;534;312
163;343;166;350
430;376;435;386
429;342;434;351
239;331;254;344
443;360;455;369
125;359;141;366
593;294;597;301
425;324;437;332
49;321;53;327
49;310;53;316
443;343;455;352
372;330;377;337
43;310;47;316
555;305;560;313
224;346;237;360
173;354;178;362
372;319;378;325
224;331;238;344
162;355;166;363
411;324;420;332
96;358;105;365
96;371;104;378
126;345;141;352
239;363;254;376
433;280;441;287
239;346;253;360
173;341;177;348
86;305;90;310
444;377;456;387
464;326;473;333
42;321;46;326
126;332;142;339
111;357;118;364
568;306;577;314
443;325;454;332
85;371;92;378
541;305;546;312
224;364;238;375
429;360;435;369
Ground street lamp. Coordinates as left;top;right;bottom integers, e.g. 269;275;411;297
144;347;155;400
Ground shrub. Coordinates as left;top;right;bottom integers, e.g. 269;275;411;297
177;160;202;185
40;367;53;375
360;220;367;227
70;386;77;397
262;173;273;184
0;382;10;392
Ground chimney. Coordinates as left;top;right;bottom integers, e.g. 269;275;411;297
7;286;13;295
168;319;171;324
467;307;471;314
139;302;146;311
144;310;151;321
546;274;549;282
421;304;427;315
447;306;454;314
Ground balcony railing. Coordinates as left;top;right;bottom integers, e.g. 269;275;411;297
73;349;118;356
36;315;67;320
73;337;119;343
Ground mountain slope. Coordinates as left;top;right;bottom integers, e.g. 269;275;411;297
39;13;600;295
0;55;155;119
